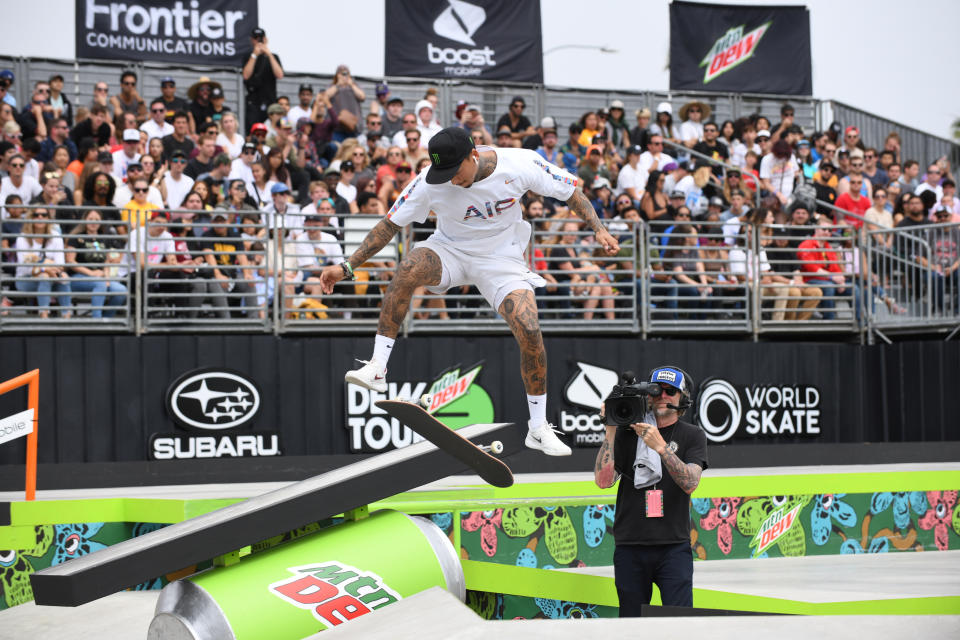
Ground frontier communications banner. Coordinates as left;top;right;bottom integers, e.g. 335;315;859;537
669;1;812;96
76;0;258;65
385;0;543;83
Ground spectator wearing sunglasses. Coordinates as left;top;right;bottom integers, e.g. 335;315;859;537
14;208;72;319
152;77;188;125
401;128;427;167
140;100;174;143
110;71;145;129
837;149;872;200
17;81;52;140
915;163;945;202
163;150;195;208
0;153;41;218
120;176;159;230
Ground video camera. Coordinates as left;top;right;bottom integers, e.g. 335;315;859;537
604;371;662;427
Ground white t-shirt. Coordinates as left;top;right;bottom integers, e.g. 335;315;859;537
112;150;141;179
728;247;771;280
228;159;256;197
638;151;674;176
286;106;312;127
14;234;64;279
730;140;760;169
616;162;647;198
290;229;344;269
915;182;944;202
164;173;195;208
679;120;703;144
216;132;245;159
140;119;173;142
336;181;357;204
261;202;302;233
24;158;40;182
759;153;799;198
0;175;42;218
387;147;578;256
129;228;175;265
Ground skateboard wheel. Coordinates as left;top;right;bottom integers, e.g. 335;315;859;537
419;394;433;409
489;440;503;455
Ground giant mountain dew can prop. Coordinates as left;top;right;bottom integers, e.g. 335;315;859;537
149;510;462;639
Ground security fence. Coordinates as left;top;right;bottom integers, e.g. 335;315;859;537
2;205;958;339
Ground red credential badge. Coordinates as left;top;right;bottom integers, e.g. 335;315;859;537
646;489;664;518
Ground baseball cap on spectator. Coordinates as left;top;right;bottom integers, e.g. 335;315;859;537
626;144;643;157
540;116;556;130
151;210;170;221
425;127;475;184
709;197;724;208
635;107;651;119
305;214;324;224
376;82;390;97
267;103;285;116
837;149;849;157
250;122;267;135
656;102;672;114
270;183;289;194
819;159;836;170
341;160;355;172
727;168;741;176
756;129;771;139
241;142;257;154
845;126;859;136
848;148;864;159
387;96;404;106
730;189;744;197
609;99;625;111
127;161;143;172
298;83;312;93
798;139;810;147
122;129;140;142
49;73;64;83
661;162;679;172
97;151;113;164
598;107;610;117
496;126;512;137
0;70;15;83
465;104;481;114
278;117;292;130
170;149;187;161
212;211;228;220
297;117;313;131
592;176;611;191
587;144;602;156
395;161;412;172
669;190;686;199
210;87;224;99
251;27;266;39
511;96;526;107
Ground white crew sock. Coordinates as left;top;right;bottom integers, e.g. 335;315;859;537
527;394;547;430
372;334;395;366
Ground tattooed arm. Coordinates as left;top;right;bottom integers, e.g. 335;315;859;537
320;217;400;293
594;425;620;489
660;449;702;494
566;188;620;255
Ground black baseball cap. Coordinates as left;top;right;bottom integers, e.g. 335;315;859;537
251;27;265;39
425;127;475;185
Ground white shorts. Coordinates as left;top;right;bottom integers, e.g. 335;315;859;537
416;236;546;311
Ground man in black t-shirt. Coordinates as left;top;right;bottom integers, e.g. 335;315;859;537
595;365;707;615
692;122;729;178
242;27;284;132
153;77;189;125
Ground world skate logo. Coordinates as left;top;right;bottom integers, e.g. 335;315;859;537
269;562;401;628
700;22;770;84
165;368;261;430
433;0;486;46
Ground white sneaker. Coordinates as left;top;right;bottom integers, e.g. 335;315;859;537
344;358;388;393
525;422;572;456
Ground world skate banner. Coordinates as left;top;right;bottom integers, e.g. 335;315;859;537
385;0;543;83
76;0;259;65
669;1;812;95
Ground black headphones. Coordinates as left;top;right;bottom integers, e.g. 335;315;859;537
649;365;694;416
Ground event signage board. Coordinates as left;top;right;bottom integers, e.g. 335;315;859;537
385;0;543;83
0;409;34;447
669;1;812;95
76;0;258;65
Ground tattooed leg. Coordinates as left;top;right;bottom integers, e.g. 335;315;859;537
377;247;442;338
499;289;547;395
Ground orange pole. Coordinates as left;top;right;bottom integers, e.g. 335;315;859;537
0;369;39;501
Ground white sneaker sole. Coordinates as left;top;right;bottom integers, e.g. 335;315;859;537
525;432;572;456
344;371;387;393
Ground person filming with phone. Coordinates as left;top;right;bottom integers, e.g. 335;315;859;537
242;27;284;133
594;365;708;615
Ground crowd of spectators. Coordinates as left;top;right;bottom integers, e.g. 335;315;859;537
0;39;957;322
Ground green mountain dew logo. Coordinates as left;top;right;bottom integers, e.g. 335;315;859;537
269;562;400;628
750;501;803;557
700;22;770;84
425;363;494;431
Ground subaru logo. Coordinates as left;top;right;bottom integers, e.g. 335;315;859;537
166;368;261;430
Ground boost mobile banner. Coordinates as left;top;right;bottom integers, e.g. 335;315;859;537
385;0;543;83
76;0;258;65
669;1;812;95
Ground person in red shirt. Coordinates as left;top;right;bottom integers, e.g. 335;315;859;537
834;175;870;228
797;216;858;320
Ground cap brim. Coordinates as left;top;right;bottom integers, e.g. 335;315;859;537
425;162;460;185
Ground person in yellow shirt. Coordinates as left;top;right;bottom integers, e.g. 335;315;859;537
120;177;158;231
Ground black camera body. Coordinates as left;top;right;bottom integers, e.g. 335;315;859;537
604;372;662;427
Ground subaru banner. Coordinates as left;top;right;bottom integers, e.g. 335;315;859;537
669;1;812;95
385;0;543;83
76;0;258;65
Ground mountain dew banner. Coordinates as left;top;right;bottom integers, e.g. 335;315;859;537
669;1;812;95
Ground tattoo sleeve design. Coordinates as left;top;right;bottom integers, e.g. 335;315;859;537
498;290;546;395
349;218;400;269
377;247;442;338
594;435;619;489
660;449;702;494
566;188;604;233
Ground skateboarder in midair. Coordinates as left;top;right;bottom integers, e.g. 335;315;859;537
321;127;619;456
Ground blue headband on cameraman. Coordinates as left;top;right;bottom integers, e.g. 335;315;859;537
651;367;686;392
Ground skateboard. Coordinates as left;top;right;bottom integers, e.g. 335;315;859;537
375;397;514;488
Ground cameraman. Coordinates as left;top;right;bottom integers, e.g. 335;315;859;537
595;366;708;615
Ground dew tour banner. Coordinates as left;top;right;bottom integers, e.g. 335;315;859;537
384;0;543;83
669;1;812;96
76;0;258;65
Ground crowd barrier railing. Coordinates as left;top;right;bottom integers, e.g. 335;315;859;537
2;205;958;339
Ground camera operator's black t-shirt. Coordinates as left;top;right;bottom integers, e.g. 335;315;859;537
612;419;708;545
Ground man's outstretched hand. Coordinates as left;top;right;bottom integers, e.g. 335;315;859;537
596;227;620;255
320;264;345;294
